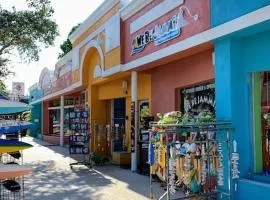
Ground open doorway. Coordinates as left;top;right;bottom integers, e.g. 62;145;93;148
112;98;126;152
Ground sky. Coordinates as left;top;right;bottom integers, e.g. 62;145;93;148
0;0;105;94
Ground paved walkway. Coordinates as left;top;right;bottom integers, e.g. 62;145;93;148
22;137;150;200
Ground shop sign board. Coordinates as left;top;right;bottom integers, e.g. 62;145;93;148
181;83;215;115
131;13;186;54
12;82;25;96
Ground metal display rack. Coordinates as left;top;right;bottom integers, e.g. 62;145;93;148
149;121;234;200
0;132;26;200
68;107;92;168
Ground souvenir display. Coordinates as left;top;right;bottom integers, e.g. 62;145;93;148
0;106;34;200
168;146;177;195
231;140;240;191
0;120;33;134
0;139;33;153
68;107;91;168
217;143;224;186
0;164;33;180
149;111;235;200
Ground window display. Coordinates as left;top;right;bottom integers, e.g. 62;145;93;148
259;71;270;172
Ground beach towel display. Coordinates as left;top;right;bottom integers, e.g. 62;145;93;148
0;139;32;153
0;100;34;199
0;120;33;135
0;164;33;180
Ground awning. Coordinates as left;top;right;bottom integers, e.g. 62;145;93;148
0;100;32;115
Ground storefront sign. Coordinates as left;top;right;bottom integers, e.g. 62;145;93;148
131;13;185;54
181;83;215;115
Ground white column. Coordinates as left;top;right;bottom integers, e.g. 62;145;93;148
131;71;138;171
60;95;64;147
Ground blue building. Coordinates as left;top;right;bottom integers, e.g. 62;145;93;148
29;83;42;139
212;1;270;199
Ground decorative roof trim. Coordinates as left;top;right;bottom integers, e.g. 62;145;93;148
69;0;120;43
120;0;152;21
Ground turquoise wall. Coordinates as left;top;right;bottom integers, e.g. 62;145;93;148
29;87;42;103
30;102;42;138
215;23;270;198
211;0;270;27
29;86;42;138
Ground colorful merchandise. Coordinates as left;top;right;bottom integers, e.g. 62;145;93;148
149;111;235;199
0;139;33;153
0;164;33;180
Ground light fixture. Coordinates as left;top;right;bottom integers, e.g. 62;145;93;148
179;5;199;21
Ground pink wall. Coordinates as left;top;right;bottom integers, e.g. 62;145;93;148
122;0;210;63
150;50;214;116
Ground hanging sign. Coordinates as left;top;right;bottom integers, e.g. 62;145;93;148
131;13;186;54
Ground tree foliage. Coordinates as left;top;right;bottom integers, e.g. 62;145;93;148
58;23;80;58
0;80;8;97
0;0;59;62
0;0;59;95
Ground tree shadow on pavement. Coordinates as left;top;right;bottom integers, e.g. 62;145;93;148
24;161;114;200
23;137;150;199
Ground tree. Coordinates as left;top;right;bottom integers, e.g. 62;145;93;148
58;23;80;58
0;80;8;97
0;0;59;92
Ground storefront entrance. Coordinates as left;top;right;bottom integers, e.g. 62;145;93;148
112;98;126;152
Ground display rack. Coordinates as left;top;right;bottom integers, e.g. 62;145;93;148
149;121;235;200
68;107;92;168
0;128;27;200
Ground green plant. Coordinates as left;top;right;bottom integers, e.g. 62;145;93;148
91;153;109;165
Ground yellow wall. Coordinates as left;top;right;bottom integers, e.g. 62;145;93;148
97;74;151;101
98;77;130;100
72;69;80;83
82;48;101;86
72;3;121;47
104;47;121;70
95;73;151;153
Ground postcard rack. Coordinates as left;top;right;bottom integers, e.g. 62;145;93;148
149;121;235;200
67;107;92;168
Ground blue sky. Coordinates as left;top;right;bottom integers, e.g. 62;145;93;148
0;0;105;94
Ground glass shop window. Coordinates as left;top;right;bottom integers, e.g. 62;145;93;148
179;82;215;117
254;71;270;174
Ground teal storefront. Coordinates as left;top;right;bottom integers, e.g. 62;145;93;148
212;1;270;199
29;84;42;139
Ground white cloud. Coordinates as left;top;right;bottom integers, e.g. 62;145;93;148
0;0;105;94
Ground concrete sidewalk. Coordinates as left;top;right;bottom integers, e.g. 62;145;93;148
22;137;150;200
